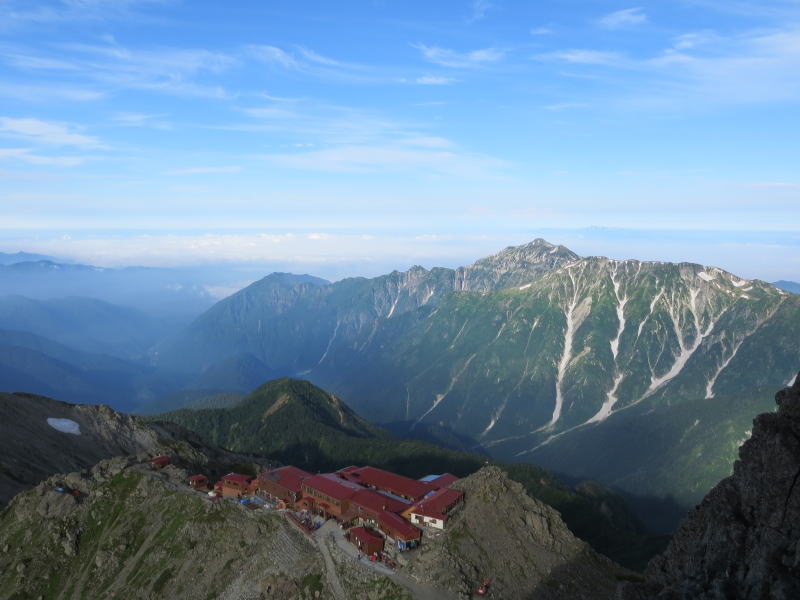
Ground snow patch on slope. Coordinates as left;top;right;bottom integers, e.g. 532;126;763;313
548;270;592;429
47;418;81;435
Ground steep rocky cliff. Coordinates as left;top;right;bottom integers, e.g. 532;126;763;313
620;373;800;599
403;467;632;599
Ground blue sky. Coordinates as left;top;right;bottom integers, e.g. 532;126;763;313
0;0;798;280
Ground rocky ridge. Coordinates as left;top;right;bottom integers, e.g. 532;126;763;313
402;466;631;599
0;392;266;508
619;373;800;599
0;456;337;600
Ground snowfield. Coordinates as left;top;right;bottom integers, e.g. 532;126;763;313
46;418;81;435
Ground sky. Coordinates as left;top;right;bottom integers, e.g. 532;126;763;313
0;0;798;281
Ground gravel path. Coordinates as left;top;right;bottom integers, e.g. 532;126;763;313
313;521;347;600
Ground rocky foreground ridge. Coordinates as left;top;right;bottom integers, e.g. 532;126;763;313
403;467;631;599
619;373;800;599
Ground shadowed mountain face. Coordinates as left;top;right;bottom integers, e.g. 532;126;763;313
0;391;270;509
155;239;800;510
619;375;800;599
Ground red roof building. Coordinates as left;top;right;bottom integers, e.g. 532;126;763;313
426;473;460;489
149;455;170;469
188;475;209;490
214;473;254;499
341;466;434;502
349;489;409;522
301;474;362;518
350;526;384;556
256;466;311;503
403;488;464;530
378;510;422;542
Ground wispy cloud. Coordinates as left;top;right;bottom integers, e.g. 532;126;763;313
415;75;457;85
0;147;90;167
543;102;590;111
467;0;493;23
413;44;505;68
1;41;235;98
247;44;376;83
165;166;242;175
0;117;102;147
597;7;647;29
260;142;507;177
0;81;105;102
530;26;554;36
536;26;800;107
248;45;297;69
110;112;171;128
0;0;173;30
672;30;720;50
535;49;628;67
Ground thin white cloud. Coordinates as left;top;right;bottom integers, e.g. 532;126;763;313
467;0;493;23
415;75;457;85
672;30;720;50
110;112;170;128
247;45;298;69
543;102;590;111
530;26;554;36
0;148;89;167
0;117;102;147
536;26;800;106
535;49;628;67
0;82;105;102
2;42;236;99
598;7;647;28
247;44;376;83
260;143;507;177
165;166;242;175
413;44;505;68
0;0;174;30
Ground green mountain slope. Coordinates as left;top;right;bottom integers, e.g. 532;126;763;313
154;240;800;513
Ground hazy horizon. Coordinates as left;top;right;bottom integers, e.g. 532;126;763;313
1;226;798;283
1;0;799;281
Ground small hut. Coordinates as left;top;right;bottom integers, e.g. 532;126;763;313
149;455;170;469
350;526;384;556
189;475;209;490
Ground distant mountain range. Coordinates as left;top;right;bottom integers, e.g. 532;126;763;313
773;280;800;294
155;239;800;516
0;251;62;265
0;259;253;319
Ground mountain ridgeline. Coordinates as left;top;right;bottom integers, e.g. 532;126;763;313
155;239;800;509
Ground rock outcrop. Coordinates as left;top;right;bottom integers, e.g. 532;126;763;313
403;466;631;599
621;373;800;599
